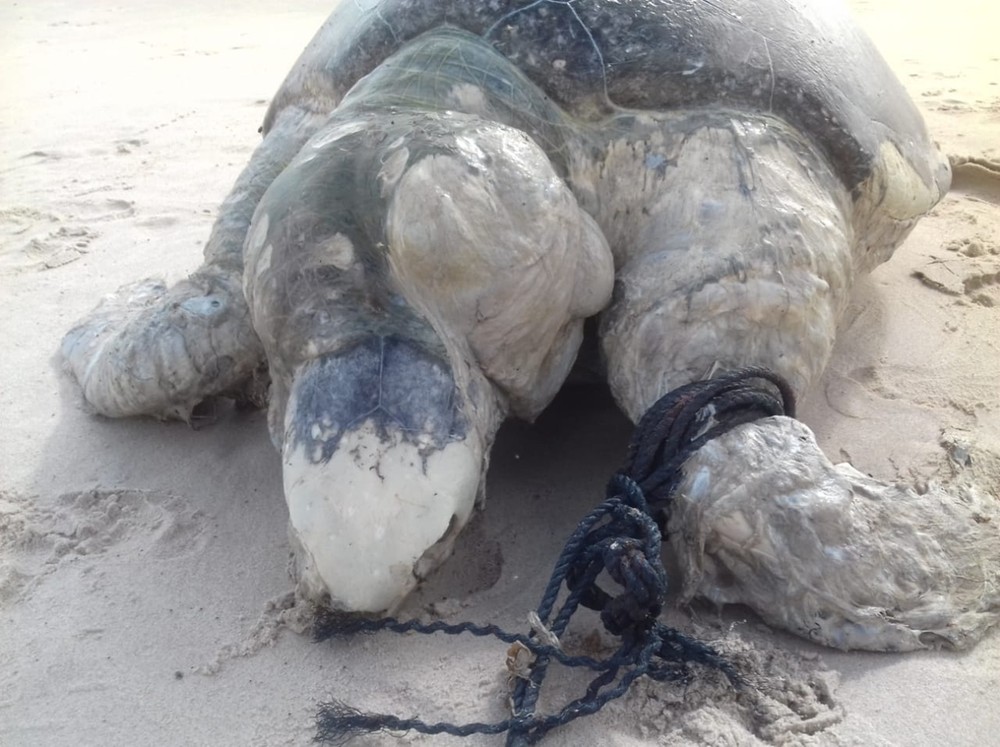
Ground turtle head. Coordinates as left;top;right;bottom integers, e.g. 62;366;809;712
278;335;495;613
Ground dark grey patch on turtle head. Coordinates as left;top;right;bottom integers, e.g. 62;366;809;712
287;336;468;466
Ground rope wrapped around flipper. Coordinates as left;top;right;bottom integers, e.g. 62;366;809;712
312;367;795;745
625;366;795;520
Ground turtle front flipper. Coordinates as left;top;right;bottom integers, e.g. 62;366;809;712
247;106;612;612
670;415;1000;652
591;112;1000;651
61;271;263;421
61;105;327;421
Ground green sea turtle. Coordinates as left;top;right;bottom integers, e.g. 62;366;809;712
63;1;998;651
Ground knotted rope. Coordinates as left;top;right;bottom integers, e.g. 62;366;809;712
313;367;795;745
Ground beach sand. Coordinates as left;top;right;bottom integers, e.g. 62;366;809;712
1;1;998;744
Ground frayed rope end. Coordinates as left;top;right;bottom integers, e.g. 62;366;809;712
313;608;385;643
315;700;394;745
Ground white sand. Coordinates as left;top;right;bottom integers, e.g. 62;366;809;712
1;1;998;745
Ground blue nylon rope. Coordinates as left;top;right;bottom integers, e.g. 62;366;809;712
313;367;794;745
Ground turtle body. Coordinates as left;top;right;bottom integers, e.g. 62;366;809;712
62;0;963;640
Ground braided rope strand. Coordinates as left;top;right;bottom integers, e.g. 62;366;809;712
313;368;793;744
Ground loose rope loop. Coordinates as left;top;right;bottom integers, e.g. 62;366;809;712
313;368;794;745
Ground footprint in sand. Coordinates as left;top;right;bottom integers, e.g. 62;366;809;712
0;206;60;239
0;489;209;605
0;209;94;272
22;225;98;269
0;197;136;272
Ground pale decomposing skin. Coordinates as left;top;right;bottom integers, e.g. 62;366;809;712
61;1;999;649
673;418;1000;652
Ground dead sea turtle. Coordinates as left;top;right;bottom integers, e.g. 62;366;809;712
63;1;999;650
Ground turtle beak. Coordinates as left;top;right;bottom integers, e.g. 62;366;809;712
280;336;487;613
